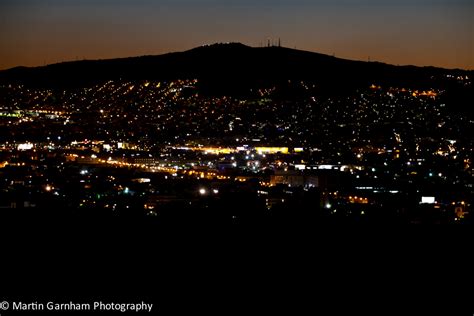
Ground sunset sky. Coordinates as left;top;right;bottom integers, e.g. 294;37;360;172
0;0;472;70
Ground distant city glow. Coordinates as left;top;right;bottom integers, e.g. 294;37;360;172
0;72;471;224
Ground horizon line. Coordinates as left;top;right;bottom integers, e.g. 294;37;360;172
1;42;472;72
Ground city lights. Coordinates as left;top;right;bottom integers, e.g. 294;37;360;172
0;71;470;224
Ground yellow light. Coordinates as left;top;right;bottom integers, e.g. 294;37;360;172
255;147;289;154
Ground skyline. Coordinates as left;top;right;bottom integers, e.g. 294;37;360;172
0;0;473;70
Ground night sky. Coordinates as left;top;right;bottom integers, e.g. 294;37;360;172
0;0;472;70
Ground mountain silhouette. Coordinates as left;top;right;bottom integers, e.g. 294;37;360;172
0;42;472;96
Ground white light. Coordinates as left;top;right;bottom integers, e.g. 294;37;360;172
318;165;334;170
213;189;219;194
135;178;151;183
421;196;435;204
18;143;33;150
325;203;332;209
199;188;207;195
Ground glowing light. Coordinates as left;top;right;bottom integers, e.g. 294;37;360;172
18;143;34;150
134;178;151;183
199;188;207;195
255;147;289;154
178;146;235;155
421;196;436;204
